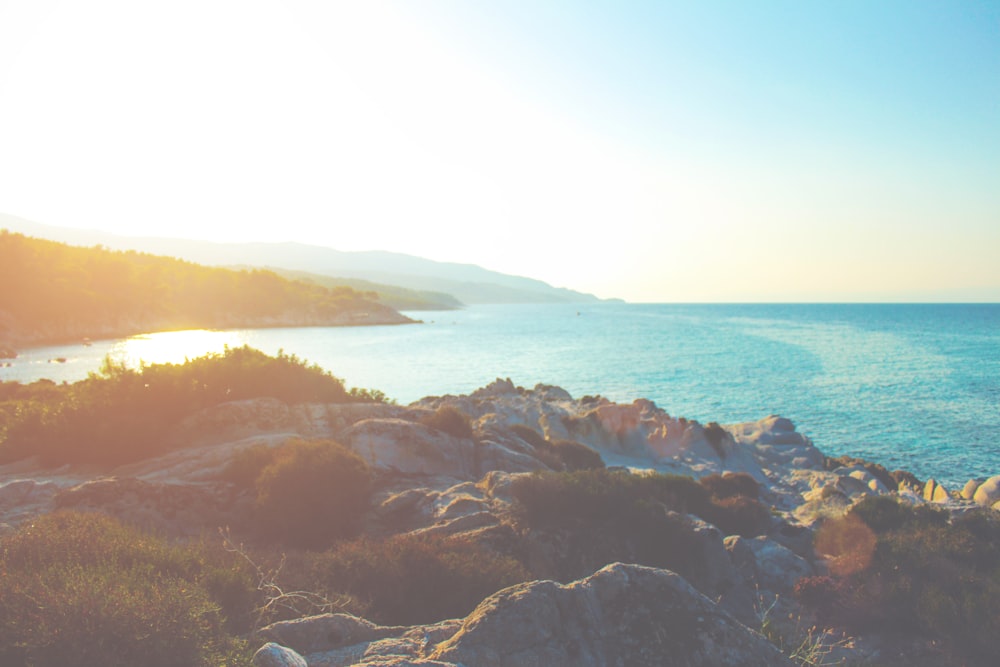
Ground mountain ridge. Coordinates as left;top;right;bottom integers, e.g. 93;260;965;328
0;214;607;305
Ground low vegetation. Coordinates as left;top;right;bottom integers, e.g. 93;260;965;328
0;511;258;667
0;346;385;466
509;423;604;471
420;404;475;439
507;469;771;583
225;438;374;549
796;495;1000;665
302;533;530;625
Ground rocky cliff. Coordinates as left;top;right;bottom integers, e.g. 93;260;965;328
2;378;997;665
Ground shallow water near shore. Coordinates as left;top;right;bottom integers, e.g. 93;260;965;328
3;303;998;488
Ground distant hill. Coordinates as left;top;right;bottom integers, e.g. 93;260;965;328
261;268;464;311
0;215;604;305
0;231;411;354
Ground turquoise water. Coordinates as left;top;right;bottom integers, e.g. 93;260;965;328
3;303;998;487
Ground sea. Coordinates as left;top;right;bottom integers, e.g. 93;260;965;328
2;303;998;488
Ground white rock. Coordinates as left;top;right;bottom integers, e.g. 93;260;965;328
253;642;308;667
961;479;982;500
973;475;1000;507
923;478;950;503
746;536;813;593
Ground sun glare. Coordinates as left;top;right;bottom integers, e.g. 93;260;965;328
110;329;247;369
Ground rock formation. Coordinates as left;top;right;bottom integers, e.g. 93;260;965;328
252;563;793;667
2;377;996;665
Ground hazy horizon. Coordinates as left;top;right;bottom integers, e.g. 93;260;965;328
1;1;997;303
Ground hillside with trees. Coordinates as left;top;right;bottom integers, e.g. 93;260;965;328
262;267;463;311
0;231;412;354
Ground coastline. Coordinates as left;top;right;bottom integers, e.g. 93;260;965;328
0;309;416;360
2;375;998;665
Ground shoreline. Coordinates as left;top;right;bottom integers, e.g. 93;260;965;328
0;312;417;360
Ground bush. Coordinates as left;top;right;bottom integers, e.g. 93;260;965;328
0;346;378;467
221;443;277;489
254;438;373;549
704;495;772;538
507;469;726;582
848;495;915;532
304;533;530;625
420;405;474;439
0;512;255;667
549;439;604;471
509;423;548;449
800;500;1000;663
510;469;712;530
508;424;603;471
699;472;759;500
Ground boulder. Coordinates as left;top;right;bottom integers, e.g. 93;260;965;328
430;563;792;666
746;537;813;593
923;478;950;503
973;475;1000;508
254;565;792;666
255;614;399;657
342;419;478;479
734;416;825;471
724;535;758;583
961;478;983;501
673;514;756;625
253;642;308;667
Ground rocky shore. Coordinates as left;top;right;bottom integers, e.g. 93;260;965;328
2;378;997;666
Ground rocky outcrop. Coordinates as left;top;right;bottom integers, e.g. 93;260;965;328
252;563;793;667
168;400;403;451
0;478;60;526
973;475;1000;508
923;478;950;503
7;378;997;666
342;419;479;479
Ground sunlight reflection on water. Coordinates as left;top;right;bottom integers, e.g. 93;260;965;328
109;329;249;368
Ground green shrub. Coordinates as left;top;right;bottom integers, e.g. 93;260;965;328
699;472;759;500
704;495;772;538
848;495;916;532
420;405;474;439
0;346;377;467
254;438;373;549
508;424;603;471
508;469;723;582
549;439;604;471
0;512;255;667
221;443;278;489
304;533;530;625
510;469;707;529
509;423;548;449
800;500;1000;663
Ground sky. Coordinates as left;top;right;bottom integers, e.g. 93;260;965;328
0;0;997;302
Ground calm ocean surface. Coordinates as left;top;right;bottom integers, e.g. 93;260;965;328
3;303;998;487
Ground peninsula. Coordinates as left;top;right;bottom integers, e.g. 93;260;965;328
0;231;413;357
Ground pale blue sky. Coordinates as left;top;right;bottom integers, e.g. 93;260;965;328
0;0;997;301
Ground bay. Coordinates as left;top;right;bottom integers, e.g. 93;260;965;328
3;303;998;488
